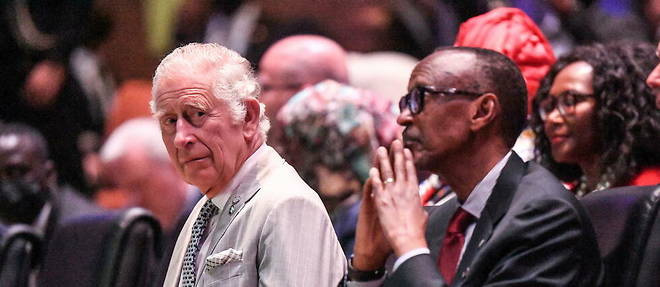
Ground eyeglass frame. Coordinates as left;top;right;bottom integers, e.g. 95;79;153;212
398;86;486;115
538;90;594;121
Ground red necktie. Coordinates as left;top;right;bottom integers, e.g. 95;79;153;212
438;207;474;285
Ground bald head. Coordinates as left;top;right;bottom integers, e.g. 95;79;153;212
259;35;348;118
260;35;348;85
258;35;348;153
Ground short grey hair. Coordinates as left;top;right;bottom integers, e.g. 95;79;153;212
100;117;169;163
151;43;270;138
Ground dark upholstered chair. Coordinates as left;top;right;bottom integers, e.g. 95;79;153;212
581;185;660;287
38;207;162;287
0;224;42;287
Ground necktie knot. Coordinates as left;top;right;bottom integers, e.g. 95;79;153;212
199;199;219;219
447;207;474;234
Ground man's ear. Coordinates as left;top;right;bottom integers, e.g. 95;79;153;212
470;93;500;131
242;98;261;139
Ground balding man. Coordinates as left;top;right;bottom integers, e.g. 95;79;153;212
99;118;196;232
258;35;348;153
348;47;601;286
153;43;345;287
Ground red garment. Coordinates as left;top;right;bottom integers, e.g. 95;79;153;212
628;166;660;186
454;7;556;115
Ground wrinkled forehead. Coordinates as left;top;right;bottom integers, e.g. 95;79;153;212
408;52;479;90
153;72;218;110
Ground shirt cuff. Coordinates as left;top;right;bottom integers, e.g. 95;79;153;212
346;276;386;287
392;248;430;273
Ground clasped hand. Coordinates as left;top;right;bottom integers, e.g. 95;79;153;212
352;139;428;271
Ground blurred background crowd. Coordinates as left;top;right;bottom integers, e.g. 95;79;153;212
0;0;659;286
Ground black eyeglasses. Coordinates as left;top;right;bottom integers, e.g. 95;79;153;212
398;86;485;115
538;90;593;121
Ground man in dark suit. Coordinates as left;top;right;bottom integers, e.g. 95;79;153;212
0;123;101;244
347;47;602;286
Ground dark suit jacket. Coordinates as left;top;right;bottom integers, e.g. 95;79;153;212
385;153;602;287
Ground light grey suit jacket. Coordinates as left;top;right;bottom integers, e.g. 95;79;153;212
163;145;346;287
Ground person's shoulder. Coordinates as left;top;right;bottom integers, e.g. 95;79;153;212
505;161;587;218
518;161;574;199
55;186;104;221
254;161;323;208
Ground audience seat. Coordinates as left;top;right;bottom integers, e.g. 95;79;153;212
0;224;42;287
38;208;162;287
581;185;660;287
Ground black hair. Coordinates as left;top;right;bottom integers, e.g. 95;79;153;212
531;42;660;188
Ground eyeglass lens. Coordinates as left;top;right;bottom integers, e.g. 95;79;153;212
399;88;424;114
540;91;589;120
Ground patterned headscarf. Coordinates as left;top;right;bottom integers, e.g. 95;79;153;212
277;80;400;185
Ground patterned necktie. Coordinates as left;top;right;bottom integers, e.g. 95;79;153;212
438;207;474;285
181;199;219;287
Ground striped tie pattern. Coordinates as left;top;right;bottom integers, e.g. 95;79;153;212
181;200;219;287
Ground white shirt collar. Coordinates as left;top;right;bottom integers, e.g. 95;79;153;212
461;151;512;219
208;143;267;210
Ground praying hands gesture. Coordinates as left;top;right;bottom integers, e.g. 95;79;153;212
352;139;429;271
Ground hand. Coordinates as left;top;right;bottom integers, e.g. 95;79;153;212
23;60;66;108
352;176;392;271
371;139;428;256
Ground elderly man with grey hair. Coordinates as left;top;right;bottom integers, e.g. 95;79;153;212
153;43;346;287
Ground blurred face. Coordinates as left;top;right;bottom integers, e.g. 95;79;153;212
646;42;660;109
0;135;49;185
542;61;599;164
258;55;304;121
0;134;52;223
397;53;476;172
154;74;249;196
100;150;158;205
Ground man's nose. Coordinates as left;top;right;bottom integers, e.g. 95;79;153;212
396;108;413;126
173;119;196;148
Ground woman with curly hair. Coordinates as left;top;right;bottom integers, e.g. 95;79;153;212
531;42;660;197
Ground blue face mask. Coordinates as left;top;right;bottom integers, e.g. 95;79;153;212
0;179;50;224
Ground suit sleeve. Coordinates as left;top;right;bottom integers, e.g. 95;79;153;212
386;197;600;287
257;194;347;287
480;198;601;287
385;254;448;287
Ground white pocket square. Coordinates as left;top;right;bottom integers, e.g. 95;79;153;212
205;248;243;271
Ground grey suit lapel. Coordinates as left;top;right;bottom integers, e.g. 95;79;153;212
195;184;261;283
451;152;526;286
196;147;283;278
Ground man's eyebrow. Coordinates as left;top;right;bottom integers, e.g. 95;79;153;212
153;110;165;119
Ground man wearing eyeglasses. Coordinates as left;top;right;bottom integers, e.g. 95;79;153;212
346;47;602;286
